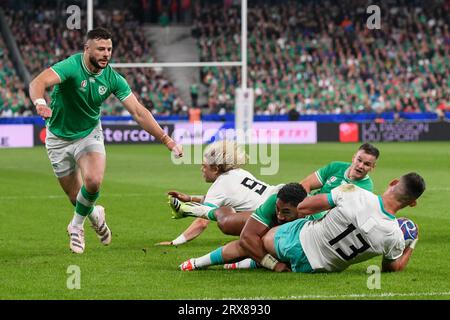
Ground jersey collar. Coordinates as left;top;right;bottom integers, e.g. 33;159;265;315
378;196;396;220
81;53;104;77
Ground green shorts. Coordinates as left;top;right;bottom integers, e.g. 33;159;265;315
274;218;314;273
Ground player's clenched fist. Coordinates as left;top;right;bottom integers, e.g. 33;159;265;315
36;104;52;119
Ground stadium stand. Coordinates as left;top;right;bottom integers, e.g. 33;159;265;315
1;0;185;116
193;0;449;115
0;0;448;117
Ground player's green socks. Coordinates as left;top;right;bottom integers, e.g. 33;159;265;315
207;208;217;221
71;186;99;228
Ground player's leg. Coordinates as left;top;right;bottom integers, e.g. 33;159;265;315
262;227;278;257
75;151;111;245
45;129;87;253
223;227;280;271
58;170;82;206
71;124;111;248
179;240;247;271
263;220;313;273
168;196;218;219
216;210;252;235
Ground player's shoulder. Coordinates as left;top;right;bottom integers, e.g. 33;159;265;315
327;161;351;169
53;52;81;66
223;168;254;179
335;183;374;197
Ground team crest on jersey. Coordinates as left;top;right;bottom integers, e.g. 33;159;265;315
327;176;337;184
98;86;107;95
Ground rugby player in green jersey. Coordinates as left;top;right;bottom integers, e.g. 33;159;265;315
300;143;379;220
168;143;379;261
29;28;183;254
178;183;307;271
179;173;424;273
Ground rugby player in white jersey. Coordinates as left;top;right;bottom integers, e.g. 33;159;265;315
157;140;283;246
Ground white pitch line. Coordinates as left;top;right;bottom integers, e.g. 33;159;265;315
0;193;146;200
217;291;450;300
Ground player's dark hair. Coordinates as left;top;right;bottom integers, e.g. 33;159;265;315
358;143;380;159
86;28;112;41
397;172;426;204
277;183;308;207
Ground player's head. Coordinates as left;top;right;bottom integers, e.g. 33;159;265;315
387;172;426;208
275;183;307;223
349;143;380;180
201;140;248;182
84;28;112;70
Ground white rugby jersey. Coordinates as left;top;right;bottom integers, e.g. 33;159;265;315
300;184;405;272
203;168;282;212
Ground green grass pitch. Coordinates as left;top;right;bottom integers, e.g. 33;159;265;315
0;142;449;300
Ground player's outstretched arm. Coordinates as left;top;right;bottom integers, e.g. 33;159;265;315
122;94;183;157
168;190;205;203
297;193;332;217
239;218;290;272
29;68;61;119
155;218;210;246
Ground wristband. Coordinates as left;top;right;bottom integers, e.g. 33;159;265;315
172;234;187;245
34;98;47;106
260;254;279;270
409;238;418;250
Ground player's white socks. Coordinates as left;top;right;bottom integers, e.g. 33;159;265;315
71;212;86;228
187;202;212;219
87;205;100;225
192;247;224;269
224;258;258;269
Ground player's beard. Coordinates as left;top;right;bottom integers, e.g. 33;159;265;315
89;55;109;70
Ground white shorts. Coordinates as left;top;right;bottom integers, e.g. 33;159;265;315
45;124;106;178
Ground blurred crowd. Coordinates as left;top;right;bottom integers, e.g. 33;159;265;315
1;1;185;117
0;37;32;117
1;0;449;117
193;0;449;115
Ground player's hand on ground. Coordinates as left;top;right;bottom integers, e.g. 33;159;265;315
36;104;52;119
154;241;175;246
171;143;183;158
168;190;191;202
274;262;291;272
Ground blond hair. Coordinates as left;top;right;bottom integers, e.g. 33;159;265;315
203;140;247;173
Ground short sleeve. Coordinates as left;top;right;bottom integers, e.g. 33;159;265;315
51;55;77;82
315;162;335;185
330;183;358;207
112;72;132;101
251;194;277;228
383;235;405;261
203;182;227;208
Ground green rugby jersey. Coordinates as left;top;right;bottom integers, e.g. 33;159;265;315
313;161;373;194
306;161;374;220
48;53;132;140
250;194;279;228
